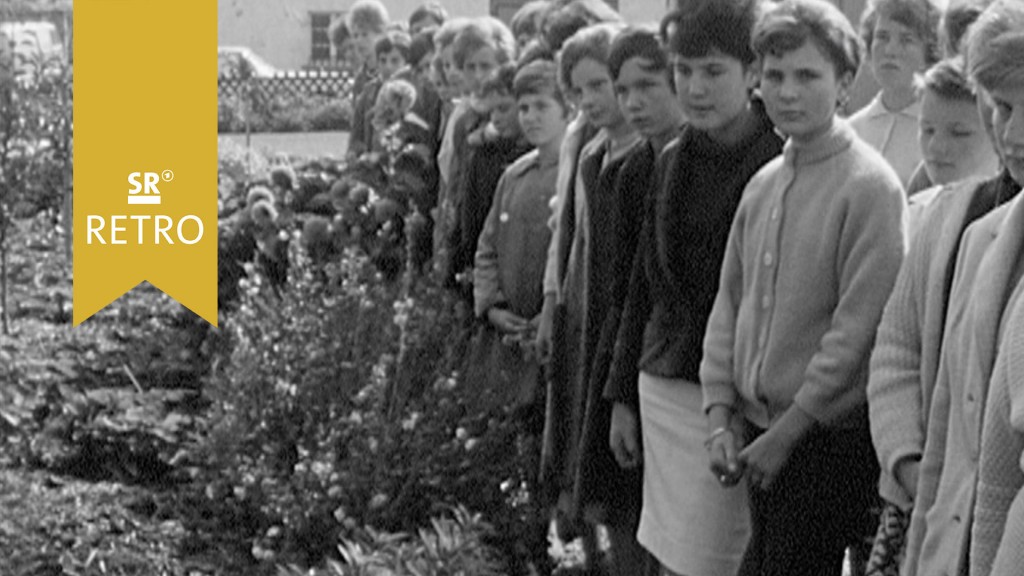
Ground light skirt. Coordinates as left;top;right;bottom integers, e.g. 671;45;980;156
637;372;750;576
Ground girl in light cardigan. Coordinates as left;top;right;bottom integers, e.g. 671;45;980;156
700;1;906;573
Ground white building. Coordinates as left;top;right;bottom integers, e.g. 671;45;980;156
217;0;885;108
219;0;679;70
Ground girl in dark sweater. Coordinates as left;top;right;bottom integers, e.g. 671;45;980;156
605;2;783;574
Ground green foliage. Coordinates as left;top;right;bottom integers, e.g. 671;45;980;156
219;89;353;134
0;54;72;213
277;506;505;576
191;237;548;572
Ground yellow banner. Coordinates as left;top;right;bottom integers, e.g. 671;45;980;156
73;0;217;326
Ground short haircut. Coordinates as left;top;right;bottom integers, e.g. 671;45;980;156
409;2;448;30
409;31;435;65
941;0;990;56
514;58;566;110
608;27;670;82
922;57;975;101
859;0;941;65
663;0;762;65
481;62;518;97
558;23;623;90
452;18;516;69
964;0;1024;92
512;0;550;39
347;0;389;34
375;30;412;60
541;0;623;52
517;38;556;69
752;0;863;79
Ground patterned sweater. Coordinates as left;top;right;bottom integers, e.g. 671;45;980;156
971;282;1024;576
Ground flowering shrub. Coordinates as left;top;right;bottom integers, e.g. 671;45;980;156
192;240;550;572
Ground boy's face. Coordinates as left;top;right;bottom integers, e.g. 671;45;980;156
672;49;755;140
870;16;926;94
987;82;1024;185
918;89;997;186
413;51;435;86
352;26;383;66
518;90;568;148
378;48;407;79
760;40;849;144
616;56;682;139
463;45;500;97
571;57;625;130
485;91;521;138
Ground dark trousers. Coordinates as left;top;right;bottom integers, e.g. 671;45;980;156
739;422;880;576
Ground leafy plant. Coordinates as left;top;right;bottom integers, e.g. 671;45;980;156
276;506;506;576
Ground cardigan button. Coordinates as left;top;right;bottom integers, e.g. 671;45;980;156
761;295;771;309
771;207;780;220
499;212;509;223
764;252;774;267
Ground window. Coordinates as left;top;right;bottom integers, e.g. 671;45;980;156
310;11;342;65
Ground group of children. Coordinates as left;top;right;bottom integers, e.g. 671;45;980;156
337;0;1024;574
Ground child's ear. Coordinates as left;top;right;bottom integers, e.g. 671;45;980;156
836;70;855;109
837;71;855;97
743;64;760;94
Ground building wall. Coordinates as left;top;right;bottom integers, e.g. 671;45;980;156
218;0;670;70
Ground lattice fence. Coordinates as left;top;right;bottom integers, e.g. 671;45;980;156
218;70;354;101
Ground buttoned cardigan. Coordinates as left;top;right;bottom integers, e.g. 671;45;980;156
868;171;1020;510
906;190;1024;576
701;119;906;429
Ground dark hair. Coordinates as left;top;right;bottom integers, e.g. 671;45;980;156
922;56;975;100
752;0;863;79
375;30;412;60
965;0;1024;92
558;23;622;90
663;0;762;65
512;0;550;39
517;38;556;69
393;143;434;180
482;62;518;96
409;2;448;30
409;31;435;65
514;59;566;110
541;0;622;52
608;27;670;82
941;0;990;56
859;0;941;65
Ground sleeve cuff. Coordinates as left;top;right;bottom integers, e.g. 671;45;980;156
702;382;738;415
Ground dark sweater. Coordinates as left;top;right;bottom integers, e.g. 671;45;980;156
606;105;783;405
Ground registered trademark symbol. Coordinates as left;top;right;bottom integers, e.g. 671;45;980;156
161;170;174;182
